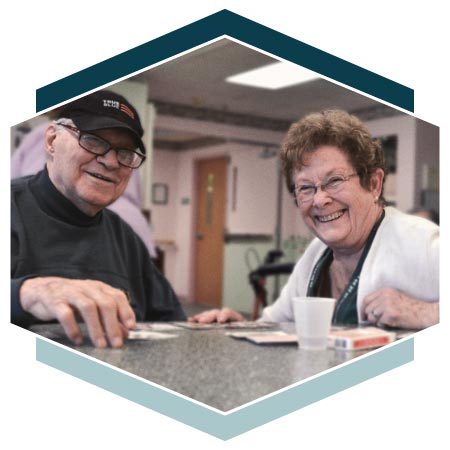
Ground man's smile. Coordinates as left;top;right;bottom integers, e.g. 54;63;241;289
86;171;116;184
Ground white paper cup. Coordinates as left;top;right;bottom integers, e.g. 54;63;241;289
293;297;336;350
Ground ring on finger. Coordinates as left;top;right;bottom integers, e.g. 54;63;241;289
372;310;382;320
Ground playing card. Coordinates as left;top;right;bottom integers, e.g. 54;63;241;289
127;330;178;340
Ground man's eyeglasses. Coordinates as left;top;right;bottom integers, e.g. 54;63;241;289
57;122;146;169
293;173;358;203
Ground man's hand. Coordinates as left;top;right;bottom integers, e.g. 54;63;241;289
188;307;245;324
20;277;136;348
362;287;439;330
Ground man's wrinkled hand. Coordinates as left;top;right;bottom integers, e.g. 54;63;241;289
20;277;136;347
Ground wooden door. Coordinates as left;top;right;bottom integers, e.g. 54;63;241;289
194;157;228;306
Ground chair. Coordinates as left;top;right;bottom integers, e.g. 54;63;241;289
248;250;294;320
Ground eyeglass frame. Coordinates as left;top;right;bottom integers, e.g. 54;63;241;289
55;121;146;169
293;173;359;203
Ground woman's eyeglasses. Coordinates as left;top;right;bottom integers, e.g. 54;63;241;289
293;173;358;203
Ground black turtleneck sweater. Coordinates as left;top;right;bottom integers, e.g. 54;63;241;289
11;168;186;327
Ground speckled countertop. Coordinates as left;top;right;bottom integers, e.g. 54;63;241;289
31;322;367;411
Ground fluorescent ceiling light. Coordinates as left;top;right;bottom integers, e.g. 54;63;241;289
226;61;319;90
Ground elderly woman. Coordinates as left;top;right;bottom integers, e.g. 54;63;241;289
190;110;439;329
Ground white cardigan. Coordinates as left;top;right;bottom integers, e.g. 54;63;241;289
260;207;439;324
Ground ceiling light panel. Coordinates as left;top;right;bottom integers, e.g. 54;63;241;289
226;61;319;90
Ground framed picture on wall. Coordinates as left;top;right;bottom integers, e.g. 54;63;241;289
152;183;169;205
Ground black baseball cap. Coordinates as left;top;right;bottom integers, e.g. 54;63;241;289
57;90;146;154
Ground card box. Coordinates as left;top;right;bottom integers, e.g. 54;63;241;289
328;326;396;350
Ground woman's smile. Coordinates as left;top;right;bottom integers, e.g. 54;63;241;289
314;209;346;223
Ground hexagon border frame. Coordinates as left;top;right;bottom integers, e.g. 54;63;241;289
33;9;415;440
36;9;413;113
37;338;414;439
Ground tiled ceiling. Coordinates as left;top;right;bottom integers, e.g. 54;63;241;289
130;38;403;150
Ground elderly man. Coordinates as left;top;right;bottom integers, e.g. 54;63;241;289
11;90;185;348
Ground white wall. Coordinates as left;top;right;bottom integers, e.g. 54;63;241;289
151;150;180;285
227;145;278;234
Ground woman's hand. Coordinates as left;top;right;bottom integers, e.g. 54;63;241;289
362;287;439;330
188;307;245;324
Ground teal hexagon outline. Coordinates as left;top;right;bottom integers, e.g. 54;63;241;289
36;337;414;440
33;8;416;440
36;9;413;112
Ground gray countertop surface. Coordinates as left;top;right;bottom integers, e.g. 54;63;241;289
31;322;368;411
